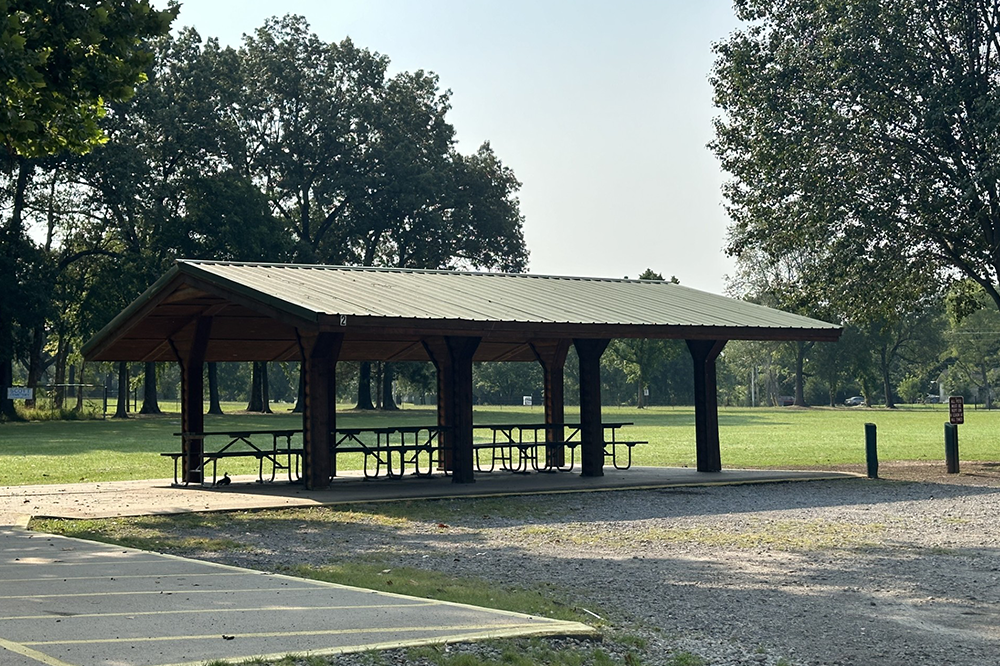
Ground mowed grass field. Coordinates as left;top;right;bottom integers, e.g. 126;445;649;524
0;403;997;486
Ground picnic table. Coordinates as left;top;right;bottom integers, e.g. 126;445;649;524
473;422;646;473
333;425;446;479
164;422;644;486
163;429;302;486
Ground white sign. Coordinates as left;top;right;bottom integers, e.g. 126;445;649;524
522;396;532;407
7;387;33;400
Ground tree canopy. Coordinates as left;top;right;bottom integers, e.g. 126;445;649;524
0;0;177;159
2;13;528;419
712;0;1000;319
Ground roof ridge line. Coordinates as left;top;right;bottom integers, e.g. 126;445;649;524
175;259;685;285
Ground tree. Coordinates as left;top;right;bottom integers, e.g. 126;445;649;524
606;270;679;408
235;16;528;409
1;0;176;420
945;282;1000;407
712;0;1000;327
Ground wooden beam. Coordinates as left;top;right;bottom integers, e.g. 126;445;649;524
425;336;481;483
423;337;452;472
687;339;727;473
299;331;343;489
574;338;609;477
180;317;212;484
531;340;570;468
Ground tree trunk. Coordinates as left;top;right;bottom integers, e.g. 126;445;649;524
246;361;273;413
0;359;21;420
291;364;304;413
207;362;224;414
24;322;45;408
53;335;68;409
381;362;399;410
0;160;35;421
879;349;895;408
247;361;263;412
982;364;993;410
139;361;161;414
793;341;807;407
637;366;646;409
75;362;85;411
113;361;129;419
355;361;376;410
261;361;272;413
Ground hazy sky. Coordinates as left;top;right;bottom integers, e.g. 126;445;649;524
161;0;742;293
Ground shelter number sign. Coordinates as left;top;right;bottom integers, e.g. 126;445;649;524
7;387;33;400
949;396;964;425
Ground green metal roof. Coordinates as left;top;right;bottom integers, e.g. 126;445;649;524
180;259;839;332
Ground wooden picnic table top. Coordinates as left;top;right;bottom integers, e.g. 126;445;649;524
474;422;633;430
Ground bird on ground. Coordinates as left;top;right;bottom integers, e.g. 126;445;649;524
216;472;231;487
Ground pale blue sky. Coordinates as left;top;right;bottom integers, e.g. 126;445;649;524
163;0;741;292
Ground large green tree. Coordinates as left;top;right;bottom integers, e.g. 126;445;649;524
1;0;175;420
235;16;528;409
712;0;1000;321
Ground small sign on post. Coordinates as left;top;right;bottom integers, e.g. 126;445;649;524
949;396;964;425
6;387;33;400
522;395;532;407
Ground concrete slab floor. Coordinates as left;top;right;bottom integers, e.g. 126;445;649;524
0;467;860;525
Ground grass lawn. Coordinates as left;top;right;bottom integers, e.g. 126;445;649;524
1;402;997;486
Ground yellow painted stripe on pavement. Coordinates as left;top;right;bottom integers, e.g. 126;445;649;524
0;636;78;666
3;571;259;583
0;585;325;599
150;621;597;666
1;601;439;621
24;622;560;646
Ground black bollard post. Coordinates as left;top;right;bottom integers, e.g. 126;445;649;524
865;422;878;479
945;423;960;474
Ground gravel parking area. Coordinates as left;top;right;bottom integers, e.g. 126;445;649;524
43;463;1000;666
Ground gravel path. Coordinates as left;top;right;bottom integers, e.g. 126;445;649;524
91;464;1000;665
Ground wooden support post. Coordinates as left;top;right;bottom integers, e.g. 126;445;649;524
300;331;343;490
424;338;454;472
687;339;727;473
531;340;570;468
425;336;480;484
574;338;609;477
179;317;212;484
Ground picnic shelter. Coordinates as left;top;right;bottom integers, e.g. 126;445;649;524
82;260;842;489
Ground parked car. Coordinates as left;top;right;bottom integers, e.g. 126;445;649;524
845;396;865;406
925;394;941;404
